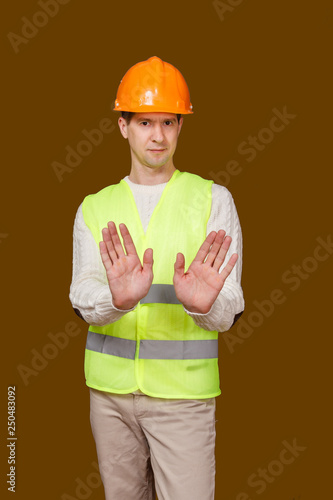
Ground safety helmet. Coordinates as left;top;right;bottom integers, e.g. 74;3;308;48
113;56;193;114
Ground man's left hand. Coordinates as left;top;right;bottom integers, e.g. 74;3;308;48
173;230;238;314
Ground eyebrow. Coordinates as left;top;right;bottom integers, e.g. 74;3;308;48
136;117;177;123
137;117;153;122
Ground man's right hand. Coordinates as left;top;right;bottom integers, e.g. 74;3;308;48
99;222;154;310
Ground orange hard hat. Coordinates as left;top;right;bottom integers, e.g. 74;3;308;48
113;56;193;114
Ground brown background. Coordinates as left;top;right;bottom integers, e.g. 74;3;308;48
1;1;332;499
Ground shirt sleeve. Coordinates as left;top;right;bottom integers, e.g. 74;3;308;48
184;184;245;332
69;203;134;326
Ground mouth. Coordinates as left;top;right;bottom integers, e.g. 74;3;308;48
148;148;166;153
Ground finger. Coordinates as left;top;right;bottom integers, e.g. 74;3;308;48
173;252;185;277
212;235;233;270
102;226;118;263
107;221;125;257
218;253;238;285
192;232;217;264
119;223;139;257
142;248;154;273
99;241;113;272
205;230;226;266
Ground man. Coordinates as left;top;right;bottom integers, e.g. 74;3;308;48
70;56;244;500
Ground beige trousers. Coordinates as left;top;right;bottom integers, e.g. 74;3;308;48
89;388;216;500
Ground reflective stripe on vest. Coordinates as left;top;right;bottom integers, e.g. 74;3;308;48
140;284;181;304
86;331;218;360
86;331;136;360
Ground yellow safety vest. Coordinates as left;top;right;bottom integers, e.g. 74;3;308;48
82;169;220;399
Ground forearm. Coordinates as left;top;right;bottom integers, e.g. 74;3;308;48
184;280;244;332
70;278;133;326
69;204;134;326
185;184;245;332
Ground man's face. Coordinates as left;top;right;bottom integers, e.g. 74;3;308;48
118;113;183;171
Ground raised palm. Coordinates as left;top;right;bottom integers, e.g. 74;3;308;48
173;230;238;314
99;222;153;310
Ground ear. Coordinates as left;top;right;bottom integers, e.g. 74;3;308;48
118;116;128;139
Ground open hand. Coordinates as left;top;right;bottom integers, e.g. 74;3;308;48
173;230;238;314
99;222;153;310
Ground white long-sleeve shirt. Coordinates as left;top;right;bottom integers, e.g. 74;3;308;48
69;176;245;332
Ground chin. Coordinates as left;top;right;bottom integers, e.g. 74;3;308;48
147;158;169;168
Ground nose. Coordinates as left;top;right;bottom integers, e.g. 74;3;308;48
151;123;164;143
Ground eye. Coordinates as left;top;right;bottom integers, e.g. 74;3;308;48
164;120;173;126
140;121;149;126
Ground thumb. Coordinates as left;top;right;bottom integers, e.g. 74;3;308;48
142;248;154;272
174;252;185;277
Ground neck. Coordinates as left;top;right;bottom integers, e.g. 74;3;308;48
128;164;176;185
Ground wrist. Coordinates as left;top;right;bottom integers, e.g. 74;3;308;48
112;298;137;311
183;303;212;315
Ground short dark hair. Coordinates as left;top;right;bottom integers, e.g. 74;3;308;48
121;111;181;125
